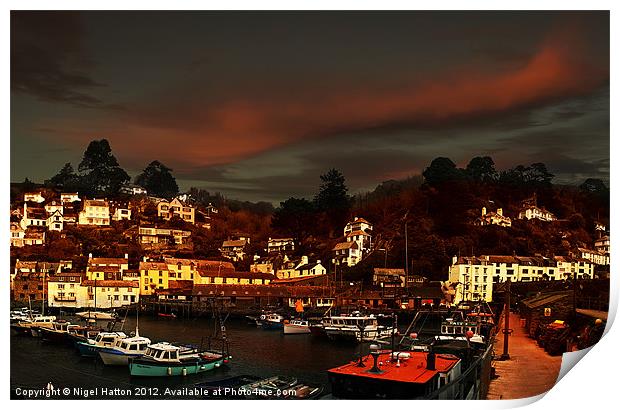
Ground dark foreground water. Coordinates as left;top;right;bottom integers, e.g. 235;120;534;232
11;316;364;399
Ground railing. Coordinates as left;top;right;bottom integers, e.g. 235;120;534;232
420;342;494;400
54;296;77;302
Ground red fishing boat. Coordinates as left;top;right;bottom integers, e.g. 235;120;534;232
157;312;177;319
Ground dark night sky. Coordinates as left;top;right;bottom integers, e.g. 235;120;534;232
10;11;609;203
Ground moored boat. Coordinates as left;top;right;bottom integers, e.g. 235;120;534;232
76;331;127;357
98;333;151;366
39;320;76;343
257;313;285;330
67;325;103;346
75;311;117;320
11;315;57;336
238;376;324;399
129;342;229;377
283;319;311;335
323;313;393;342
328;344;462;399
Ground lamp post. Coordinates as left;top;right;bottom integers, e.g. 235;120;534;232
378;248;388;268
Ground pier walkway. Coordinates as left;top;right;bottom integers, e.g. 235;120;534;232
487;312;562;400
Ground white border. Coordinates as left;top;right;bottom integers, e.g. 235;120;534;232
2;2;616;410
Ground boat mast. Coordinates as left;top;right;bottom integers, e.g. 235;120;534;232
28;295;33;320
135;302;140;337
92;277;97;318
41;272;45;316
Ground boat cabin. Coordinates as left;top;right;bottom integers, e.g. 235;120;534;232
323;315;378;328
440;318;480;336
113;336;151;353
93;332;127;347
51;321;72;332
143;343;183;362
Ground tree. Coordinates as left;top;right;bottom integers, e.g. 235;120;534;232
314;169;350;235
314;169;350;211
524;163;554;187
78;139;130;196
466;156;497;183
422;157;464;186
135;160;179;198
272;197;316;240
579;178;608;194
48;162;79;190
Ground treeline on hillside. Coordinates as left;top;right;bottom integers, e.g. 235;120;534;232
12;139;275;216
13;139;180;199
271;156;609;283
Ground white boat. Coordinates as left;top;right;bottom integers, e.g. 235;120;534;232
10;308;32;323
11;315;57;336
129;342;227;377
76;331;128;357
283;319;311;335
98;333;152;366
75;311;117;320
323;313;393;342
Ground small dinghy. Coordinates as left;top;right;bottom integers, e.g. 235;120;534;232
238;376;324;399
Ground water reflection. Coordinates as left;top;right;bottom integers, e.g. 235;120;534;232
11;316;361;398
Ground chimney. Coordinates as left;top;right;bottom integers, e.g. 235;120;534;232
316;259;321;265
481;207;486;216
88;253;93;259
452;255;458;265
301;255;309;266
125;253;129;260
497;208;503;216
426;346;436;371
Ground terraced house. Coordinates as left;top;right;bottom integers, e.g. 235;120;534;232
78;199;110;226
139;257;273;296
448;254;596;304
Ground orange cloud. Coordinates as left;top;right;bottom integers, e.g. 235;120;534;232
43;23;608;173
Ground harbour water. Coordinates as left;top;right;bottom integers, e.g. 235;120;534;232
11;315;362;399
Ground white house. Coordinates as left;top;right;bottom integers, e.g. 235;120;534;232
518;205;556;222
46;209;64;231
345;229;372;252
220;239;248;262
577;247;609;266
44;201;64;215
344;217;373;236
332;241;361;267
78;199;110;226
448;254;595;304
24;192;45;203
21;204;47;228
267;237;295;253
46;272;83;309
157;197;195;224
595;235;610;254
120;184;148;196
296;258;326;277
112;207;131;221
10;222;25;247
49;277;140;309
138;226;191;245
274;256;326;279
476;207;512;227
60;193;81;203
